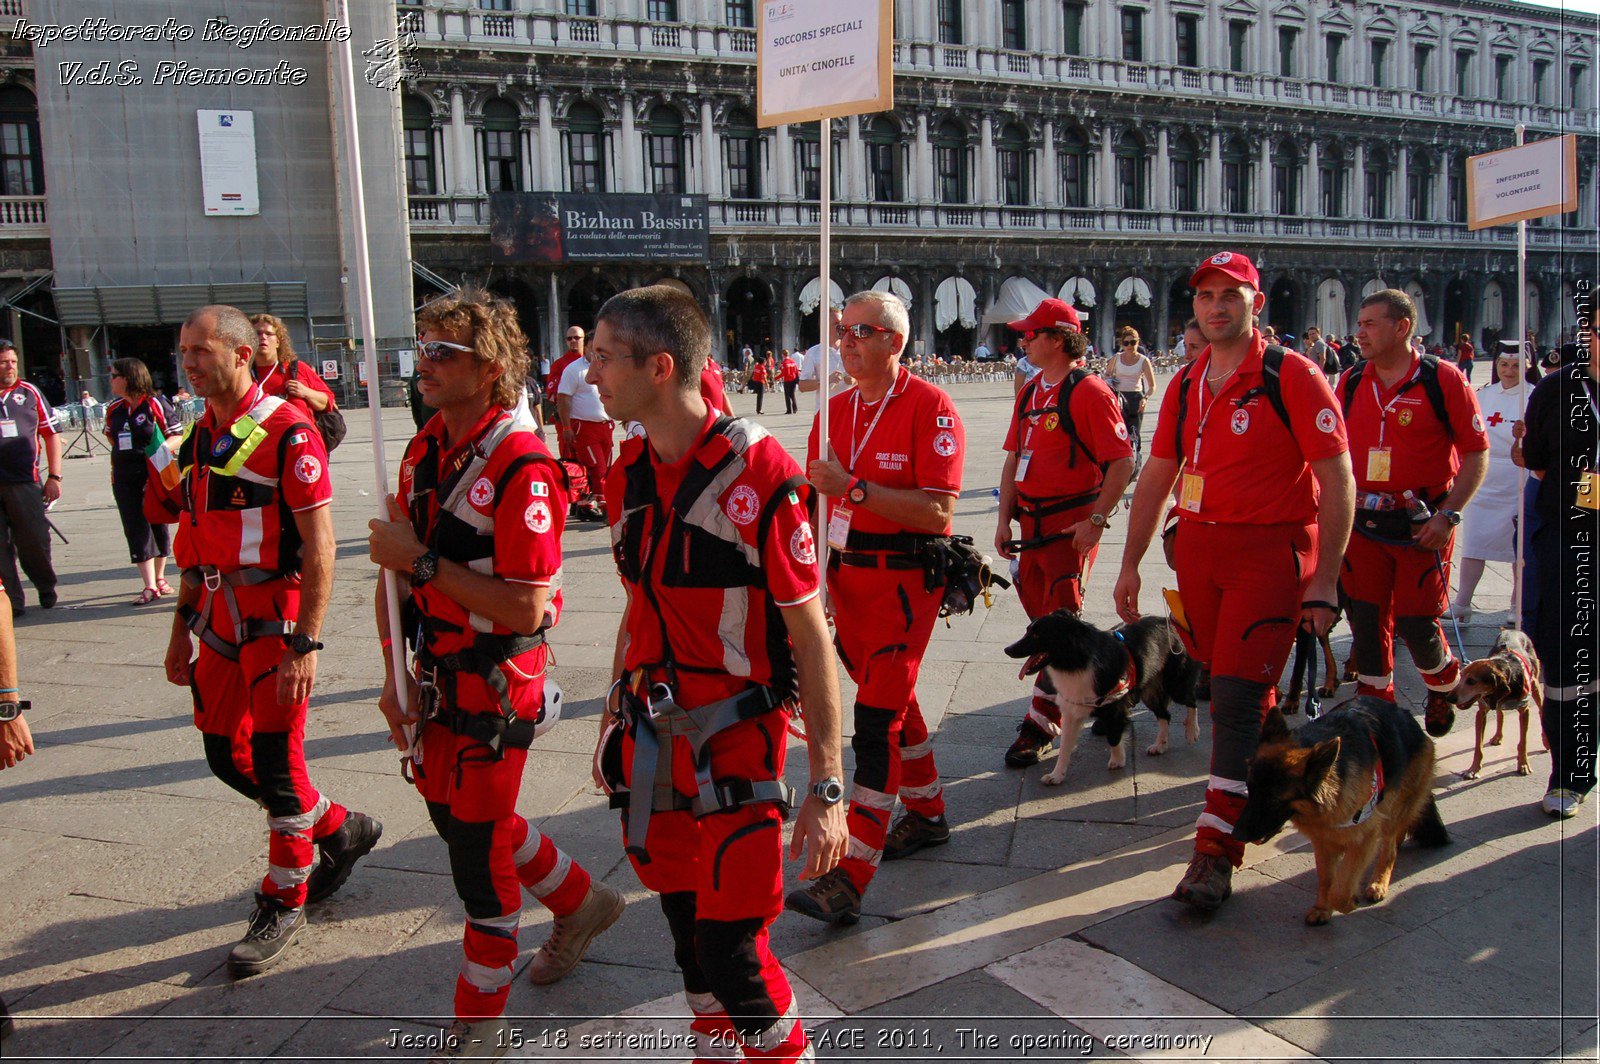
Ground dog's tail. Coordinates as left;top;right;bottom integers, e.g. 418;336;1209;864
1410;795;1451;848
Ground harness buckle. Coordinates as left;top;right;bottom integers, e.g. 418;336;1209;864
646;682;677;721
202;568;222;592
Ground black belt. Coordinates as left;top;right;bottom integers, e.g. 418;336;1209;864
1016;489;1100;520
842;530;940;553
426;704;537;754
830;551;924;570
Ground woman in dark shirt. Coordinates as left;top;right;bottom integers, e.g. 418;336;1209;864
104;358;176;604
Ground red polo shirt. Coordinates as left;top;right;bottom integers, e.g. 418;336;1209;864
701;362;730;415
806;367;964;536
1151;331;1348;525
1339;356;1488;497
1003;369;1132;502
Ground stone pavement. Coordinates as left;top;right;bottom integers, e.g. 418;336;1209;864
0;374;1594;1063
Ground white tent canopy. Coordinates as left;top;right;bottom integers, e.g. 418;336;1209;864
1114;276;1152;307
982;276;1052;324
799;277;845;315
871;275;914;310
934;276;978;331
1317;277;1349;337
1059;276;1097;308
1403;281;1433;339
1483;280;1504;331
1362;277;1388;299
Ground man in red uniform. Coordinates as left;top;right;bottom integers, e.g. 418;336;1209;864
547;325;586;460
701;359;731;416
587;284;847;1063
150;305;380;976
369;289;620;1056
1113;253;1355;911
785;290;963;923
993;298;1135;767
1339;289;1488;737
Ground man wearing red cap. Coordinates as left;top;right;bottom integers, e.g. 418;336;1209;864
1114;252;1355;911
995;298;1135;767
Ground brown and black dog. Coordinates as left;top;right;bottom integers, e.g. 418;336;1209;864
1455;628;1545;780
1233;697;1450;925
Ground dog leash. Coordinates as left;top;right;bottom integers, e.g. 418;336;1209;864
1285;628;1323;720
1436;549;1470;665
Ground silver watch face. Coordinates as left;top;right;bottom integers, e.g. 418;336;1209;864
0;703;18;722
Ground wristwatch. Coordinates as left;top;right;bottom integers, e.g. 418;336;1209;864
847;478;869;505
0;699;29;722
810;776;846;806
288;633;324;655
411;549;440;587
1090;511;1111;529
1439;509;1462;527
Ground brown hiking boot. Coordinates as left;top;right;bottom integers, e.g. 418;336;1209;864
882;811;950;861
1172;852;1233;911
1004;720;1055;768
1423;690;1456;737
783;868;862;925
527;881;624;985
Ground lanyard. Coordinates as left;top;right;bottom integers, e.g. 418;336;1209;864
847;370;901;472
1189;354;1234;469
1023;374;1065;452
1369;362;1422;450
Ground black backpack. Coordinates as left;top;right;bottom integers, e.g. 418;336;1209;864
1017;368;1102;469
1172;344;1297;460
1337;355;1454;438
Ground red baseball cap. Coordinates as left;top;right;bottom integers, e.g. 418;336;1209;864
1190;250;1260;290
1008;298;1082;334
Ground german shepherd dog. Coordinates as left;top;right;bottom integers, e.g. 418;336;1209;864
1233;696;1451;925
1005;612;1201;785
1455;628;1545;780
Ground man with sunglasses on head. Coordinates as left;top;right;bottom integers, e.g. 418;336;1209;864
369;289;620;1057
148;305;379;979
586;284;846;1064
545;325;586;458
786;291;964;924
557;327;615;519
994;298;1135;768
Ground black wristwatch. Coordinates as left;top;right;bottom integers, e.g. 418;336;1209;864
0;699;30;722
1090;511;1111;529
411;549;440;587
288;633;323;656
1439;509;1462;527
811;776;845;806
847;478;869;505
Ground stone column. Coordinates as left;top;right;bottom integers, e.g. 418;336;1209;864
1154;126;1171;211
1100;124;1118;209
914;112;932;202
1041;118;1059;207
1396;143;1410;220
1352;140;1367;218
619;96;639;193
1153;268;1171;348
1305;139;1319;216
1257;134;1272;215
1432;152;1447;223
846;114;865;201
700;99;721;198
979;115;998;204
775;123;794;198
537;93;557;189
450;88;476;193
1206;129;1222;212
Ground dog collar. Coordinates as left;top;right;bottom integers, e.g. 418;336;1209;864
1097;633;1139;707
1507;649;1536;695
1337;736;1385;828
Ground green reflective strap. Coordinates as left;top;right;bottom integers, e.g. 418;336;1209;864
207;415;270;478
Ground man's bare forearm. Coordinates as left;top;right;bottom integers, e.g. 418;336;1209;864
1310;453;1355;588
783;596;843;783
294;506;335;638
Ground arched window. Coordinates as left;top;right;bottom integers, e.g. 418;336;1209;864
565;103;606;193
1170;132;1201;212
1407;151;1434;220
1272;142;1300;216
1365;145;1391;219
1116;130;1148;209
933;120;969;204
401;93;435;195
865;116;903;202
1059;127;1092;208
724;109;760;199
997;122;1029;205
647;106;685;194
1222;136;1251;214
1320;143;1346;218
481;98;521;192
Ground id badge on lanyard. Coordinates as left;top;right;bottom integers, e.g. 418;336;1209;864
1016;449;1032;481
1179;473;1204;513
118;431;134;451
827;504;853;549
1366;448;1393;482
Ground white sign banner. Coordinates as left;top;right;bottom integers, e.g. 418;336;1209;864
1467;135;1577;230
321;359;340;380
757;0;892;128
197;110;260;217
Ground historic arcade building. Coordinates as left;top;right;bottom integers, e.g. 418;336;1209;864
401;0;1597;363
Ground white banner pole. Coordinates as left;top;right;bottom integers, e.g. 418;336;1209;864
331;1;413;734
1512;124;1528;629
816;122;832;579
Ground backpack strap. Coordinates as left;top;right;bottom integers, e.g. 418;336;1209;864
1340;355;1452;437
1171;359;1202;462
1018;368;1099;469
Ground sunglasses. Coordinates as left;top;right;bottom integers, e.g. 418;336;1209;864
1022;328;1064;341
565;335;584;343
835;322;895;340
417;340;475;362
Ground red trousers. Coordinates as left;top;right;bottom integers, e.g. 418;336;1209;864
1172;521;1316;864
569;419;613;500
620;709;810;1063
1016;501;1096;733
830;562;945;892
190;582;346;909
1340;532;1460;698
413;645;591;1021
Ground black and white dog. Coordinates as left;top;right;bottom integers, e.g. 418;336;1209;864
1005;612;1202;785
